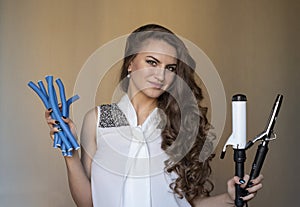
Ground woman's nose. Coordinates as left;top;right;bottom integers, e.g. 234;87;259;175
154;67;165;82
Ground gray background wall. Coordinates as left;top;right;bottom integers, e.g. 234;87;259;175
0;0;299;206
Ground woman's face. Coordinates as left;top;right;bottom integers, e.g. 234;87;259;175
127;39;177;99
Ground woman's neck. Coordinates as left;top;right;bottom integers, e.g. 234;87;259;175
127;91;158;125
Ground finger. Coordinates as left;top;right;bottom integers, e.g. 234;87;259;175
240;174;250;188
247;183;263;193
246;174;264;188
250;174;264;185
61;116;70;123
63;117;78;137
233;176;242;184
50;127;61;135
45;108;53;119
241;192;255;201
227;177;237;200
227;176;237;189
58;103;63;111
231;176;248;186
46;119;59;126
49;128;61;140
243;174;250;182
61;116;75;128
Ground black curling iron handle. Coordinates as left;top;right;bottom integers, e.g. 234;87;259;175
247;143;269;187
234;149;247;207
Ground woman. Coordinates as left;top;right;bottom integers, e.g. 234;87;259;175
46;24;263;207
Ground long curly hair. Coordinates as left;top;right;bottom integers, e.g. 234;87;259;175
119;24;215;202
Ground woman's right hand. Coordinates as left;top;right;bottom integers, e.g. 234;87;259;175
44;108;78;142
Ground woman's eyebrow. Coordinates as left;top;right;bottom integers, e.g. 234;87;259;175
166;64;177;68
146;55;177;65
146;55;161;63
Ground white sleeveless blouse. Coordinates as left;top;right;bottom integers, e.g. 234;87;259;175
91;95;191;207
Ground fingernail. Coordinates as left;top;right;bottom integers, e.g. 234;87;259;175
48;108;52;111
248;181;254;187
238;197;244;202
62;116;67;119
55;121;59;124
58;128;62;131
239;179;246;184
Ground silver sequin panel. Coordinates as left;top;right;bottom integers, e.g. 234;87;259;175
98;104;130;128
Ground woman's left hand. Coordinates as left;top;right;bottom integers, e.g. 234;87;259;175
227;174;264;202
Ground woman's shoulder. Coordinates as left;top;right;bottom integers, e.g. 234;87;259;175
83;103;118;122
84;106;98;121
96;103;129;128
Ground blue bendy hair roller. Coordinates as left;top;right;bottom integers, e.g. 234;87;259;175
46;76;80;151
55;78;68;118
66;95;80;117
46;76;73;151
28;81;51;110
37;81;48;101
29;80;63;151
53;132;61;148
28;75;80;156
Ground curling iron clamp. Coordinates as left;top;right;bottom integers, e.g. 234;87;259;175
245;94;283;150
220;94;283;207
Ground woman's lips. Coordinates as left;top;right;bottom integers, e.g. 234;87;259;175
148;81;163;89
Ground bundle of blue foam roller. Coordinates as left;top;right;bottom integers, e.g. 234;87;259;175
28;75;80;157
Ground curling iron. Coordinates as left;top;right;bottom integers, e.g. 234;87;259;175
221;94;247;207
245;94;283;187
220;94;283;207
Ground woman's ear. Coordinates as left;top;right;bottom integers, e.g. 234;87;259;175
127;62;132;73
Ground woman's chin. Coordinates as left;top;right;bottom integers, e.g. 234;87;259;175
142;88;165;99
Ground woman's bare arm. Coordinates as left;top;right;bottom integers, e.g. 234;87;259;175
46;108;97;207
191;175;263;207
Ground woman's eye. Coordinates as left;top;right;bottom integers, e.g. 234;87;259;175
166;65;177;72
146;59;157;66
